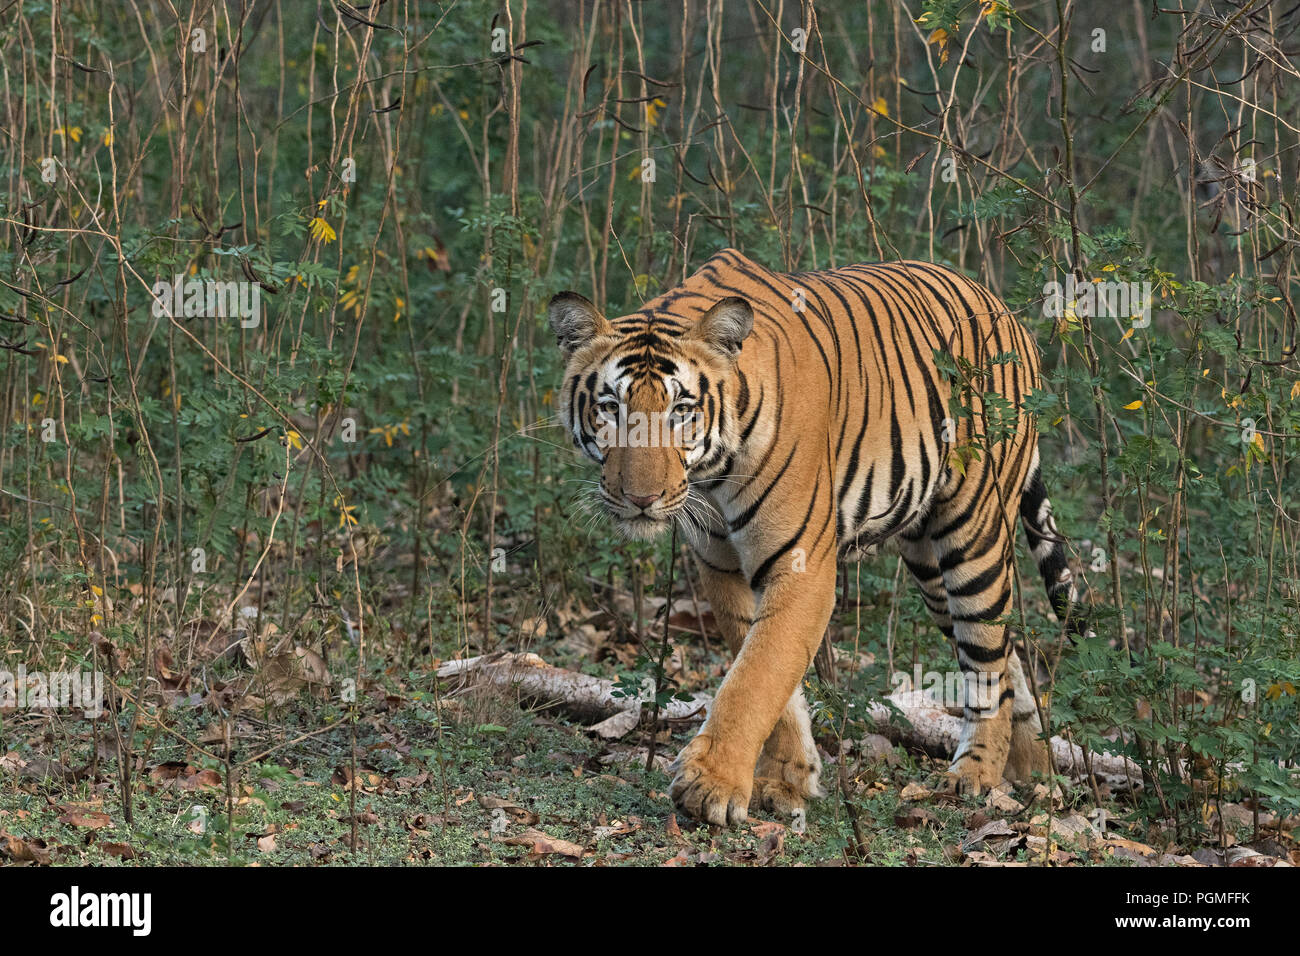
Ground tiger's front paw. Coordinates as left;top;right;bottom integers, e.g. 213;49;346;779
668;735;751;827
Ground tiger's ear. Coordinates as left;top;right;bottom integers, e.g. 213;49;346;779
684;297;753;358
548;292;613;358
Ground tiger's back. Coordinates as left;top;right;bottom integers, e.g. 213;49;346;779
633;249;1045;567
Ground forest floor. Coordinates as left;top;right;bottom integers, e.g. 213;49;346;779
0;697;1157;867
3;614;1293;867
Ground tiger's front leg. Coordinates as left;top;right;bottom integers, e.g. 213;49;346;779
669;560;836;826
691;562;825;818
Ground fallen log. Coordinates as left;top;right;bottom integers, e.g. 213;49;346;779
862;691;1142;790
436;651;1143;787
436;651;711;739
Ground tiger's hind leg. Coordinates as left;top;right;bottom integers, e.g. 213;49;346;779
897;528;957;648
909;520;1050;790
901;515;1052;790
898;522;1051;791
692;562;823;818
925;503;1018;794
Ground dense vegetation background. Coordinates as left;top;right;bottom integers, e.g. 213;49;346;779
1;0;1297;865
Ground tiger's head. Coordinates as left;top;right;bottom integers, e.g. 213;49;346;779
547;291;753;540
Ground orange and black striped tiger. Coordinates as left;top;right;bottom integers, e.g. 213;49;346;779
548;248;1081;826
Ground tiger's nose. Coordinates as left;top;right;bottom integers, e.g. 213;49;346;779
625;492;662;510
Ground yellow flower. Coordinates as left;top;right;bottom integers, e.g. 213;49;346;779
366;421;405;447
340;288;362;318
646;97;667;127
1266;681;1297;700
309;217;337;243
368;421;410;447
928;28;950;65
332;494;358;528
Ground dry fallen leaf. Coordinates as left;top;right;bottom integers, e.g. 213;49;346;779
1033;812;1097;844
964;849;1028;867
986;785;1024;815
58;809;112;830
1225;846;1292;867
900;781;933;802
501;828;584;858
895;807;938;829
757;827;784;861
477;794;539;826
1103;836;1157;858
181;769;222;791
962;818;1018;851
2;832;51;864
1099;836;1161;865
593;819;640;840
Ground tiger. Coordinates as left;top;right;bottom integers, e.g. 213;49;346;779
548;247;1082;826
